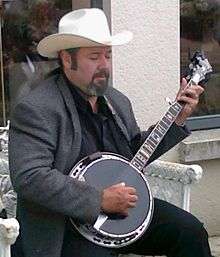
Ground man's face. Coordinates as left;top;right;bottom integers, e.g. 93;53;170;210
67;46;112;96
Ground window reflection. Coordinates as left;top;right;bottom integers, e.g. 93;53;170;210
1;0;97;125
180;0;220;117
2;1;69;116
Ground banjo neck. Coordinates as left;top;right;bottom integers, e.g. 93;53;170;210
130;100;183;172
130;50;213;173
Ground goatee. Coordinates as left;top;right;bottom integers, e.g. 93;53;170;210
86;68;110;96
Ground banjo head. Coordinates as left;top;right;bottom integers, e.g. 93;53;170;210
69;152;154;248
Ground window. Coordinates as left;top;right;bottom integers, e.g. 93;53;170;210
91;0;103;9
180;0;220;130
0;0;103;126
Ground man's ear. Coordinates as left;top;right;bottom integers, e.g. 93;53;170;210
59;50;72;69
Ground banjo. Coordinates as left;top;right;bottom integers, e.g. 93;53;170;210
69;51;212;248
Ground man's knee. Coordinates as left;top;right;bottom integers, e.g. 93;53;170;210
180;211;207;239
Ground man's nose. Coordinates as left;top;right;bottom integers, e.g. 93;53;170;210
98;56;110;69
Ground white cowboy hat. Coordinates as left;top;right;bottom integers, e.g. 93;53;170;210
37;8;133;58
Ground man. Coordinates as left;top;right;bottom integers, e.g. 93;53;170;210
9;8;212;257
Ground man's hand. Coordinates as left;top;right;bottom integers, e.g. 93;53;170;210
101;183;138;216
175;78;204;126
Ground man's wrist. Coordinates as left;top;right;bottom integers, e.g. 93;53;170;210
176;121;186;127
175;120;186;127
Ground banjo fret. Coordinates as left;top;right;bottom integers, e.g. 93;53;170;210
139;149;150;159
134;150;150;166
134;155;145;166
161;116;172;127
153;128;163;137
156;123;166;134
172;102;182;112
142;142;154;154
131;159;144;170
145;139;156;148
160;120;169;129
151;131;161;142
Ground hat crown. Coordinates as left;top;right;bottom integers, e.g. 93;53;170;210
58;8;111;41
37;8;133;58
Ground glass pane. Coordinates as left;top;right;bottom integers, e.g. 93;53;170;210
91;0;103;9
180;0;220;117
0;0;96;122
0;2;6;126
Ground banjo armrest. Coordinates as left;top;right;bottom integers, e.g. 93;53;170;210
144;160;203;212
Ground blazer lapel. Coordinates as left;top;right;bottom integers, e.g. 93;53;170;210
104;96;131;142
55;73;82;156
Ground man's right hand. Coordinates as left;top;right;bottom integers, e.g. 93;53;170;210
101;183;138;216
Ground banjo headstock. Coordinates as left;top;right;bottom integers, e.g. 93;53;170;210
185;51;213;87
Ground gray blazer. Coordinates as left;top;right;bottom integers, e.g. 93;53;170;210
9;71;189;257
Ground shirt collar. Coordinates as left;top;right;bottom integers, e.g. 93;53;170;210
62;72;113;117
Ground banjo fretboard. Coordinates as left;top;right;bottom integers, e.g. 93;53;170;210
130;101;183;171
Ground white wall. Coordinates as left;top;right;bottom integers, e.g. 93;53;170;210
110;0;180;129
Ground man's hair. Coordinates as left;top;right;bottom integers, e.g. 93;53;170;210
58;47;80;70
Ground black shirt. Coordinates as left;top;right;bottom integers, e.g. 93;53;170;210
68;83;134;162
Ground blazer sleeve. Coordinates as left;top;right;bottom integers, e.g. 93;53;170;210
124;97;190;163
131;123;190;164
9;100;102;224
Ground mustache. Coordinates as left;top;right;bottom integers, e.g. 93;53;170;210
93;69;110;79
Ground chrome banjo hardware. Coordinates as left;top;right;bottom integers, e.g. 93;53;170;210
93;213;108;231
69;153;154;248
187;50;213;86
165;51;212;107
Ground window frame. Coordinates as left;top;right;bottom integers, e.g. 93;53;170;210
180;0;220;131
91;0;103;9
186;115;220;131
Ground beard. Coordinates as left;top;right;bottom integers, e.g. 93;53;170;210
85;68;110;96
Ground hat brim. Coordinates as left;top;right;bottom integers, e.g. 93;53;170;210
37;31;133;58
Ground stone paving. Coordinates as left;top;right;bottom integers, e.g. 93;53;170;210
210;237;220;257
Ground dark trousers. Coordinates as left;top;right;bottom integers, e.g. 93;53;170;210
61;198;212;257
